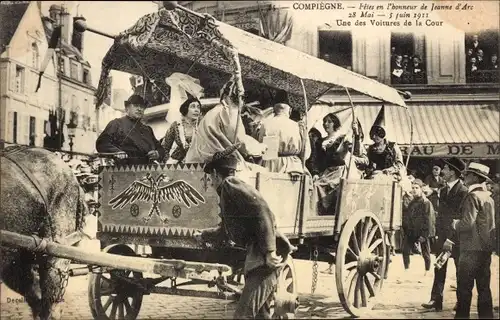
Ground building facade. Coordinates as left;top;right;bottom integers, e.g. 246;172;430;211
151;1;499;175
0;2;102;155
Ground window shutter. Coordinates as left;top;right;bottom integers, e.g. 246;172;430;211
23;114;30;145
38;118;45;146
9;64;16;92
6;111;13;142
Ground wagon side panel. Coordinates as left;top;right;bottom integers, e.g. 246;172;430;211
97;164;221;241
254;172;302;238
335;179;400;234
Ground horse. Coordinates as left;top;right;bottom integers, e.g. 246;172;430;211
0;146;89;320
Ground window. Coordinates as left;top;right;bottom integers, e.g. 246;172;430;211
29;116;36;146
12;112;18;143
15;65;25;93
70;62;79;80
83;69;90;85
318;31;352;69
58;57;66;75
465;31;499;83
32;43;39;69
390;33;427;85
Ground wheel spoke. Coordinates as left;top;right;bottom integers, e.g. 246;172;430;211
118;303;125;319
110;300;118;320
354;275;361;308
344;261;357;272
359;276;367;307
103;296;114;312
364;275;375;297
123;298;133;315
369;271;381;281
347;273;358;302
350;231;361;254
361;218;372;249
347;247;359;260
368;238;383;253
366;224;379;247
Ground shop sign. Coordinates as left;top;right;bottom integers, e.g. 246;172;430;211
398;143;500;158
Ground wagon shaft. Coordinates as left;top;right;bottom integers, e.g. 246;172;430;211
0;230;232;277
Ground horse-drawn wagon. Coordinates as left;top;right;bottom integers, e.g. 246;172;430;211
1;3;413;319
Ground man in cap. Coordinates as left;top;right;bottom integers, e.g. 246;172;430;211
196;144;296;319
422;158;468;311
402;178;436;273
451;162;495;319
96;94;165;165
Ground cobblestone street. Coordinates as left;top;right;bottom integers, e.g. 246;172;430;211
1;254;499;319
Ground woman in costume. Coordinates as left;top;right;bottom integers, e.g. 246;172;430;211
365;105;406;181
313;113;366;215
161;73;203;164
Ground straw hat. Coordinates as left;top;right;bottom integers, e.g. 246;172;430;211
464;162;492;181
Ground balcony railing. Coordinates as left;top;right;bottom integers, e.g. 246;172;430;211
466;70;499;84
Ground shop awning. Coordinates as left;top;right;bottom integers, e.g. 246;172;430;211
321;103;500;159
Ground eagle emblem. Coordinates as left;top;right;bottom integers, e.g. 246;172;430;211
108;173;205;223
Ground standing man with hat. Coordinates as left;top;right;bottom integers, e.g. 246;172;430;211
196;144;296;319
451;162;495;319
96;94;165;165
422;157;468;311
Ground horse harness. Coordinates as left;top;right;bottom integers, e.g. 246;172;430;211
0;146;84;247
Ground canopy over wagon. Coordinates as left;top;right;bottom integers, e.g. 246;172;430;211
93;6;408;112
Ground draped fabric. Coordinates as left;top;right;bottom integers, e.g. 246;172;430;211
96;9;242;109
95;7;407;111
258;7;293;44
184;102;267;173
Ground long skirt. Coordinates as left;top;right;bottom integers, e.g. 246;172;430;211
314;165;346;215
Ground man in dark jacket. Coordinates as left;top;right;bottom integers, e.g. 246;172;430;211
197;144;295;319
96;94;165;165
423;158;468;311
402;179;436;272
452;162;495;319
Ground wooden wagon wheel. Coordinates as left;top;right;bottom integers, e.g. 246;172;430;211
335;210;387;318
89;244;144;320
267;256;299;319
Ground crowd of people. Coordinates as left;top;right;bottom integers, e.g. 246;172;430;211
391;47;427;85
93;73;497;319
466;35;499;83
400;158;499;318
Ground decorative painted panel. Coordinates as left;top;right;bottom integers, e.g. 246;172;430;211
98;164;220;237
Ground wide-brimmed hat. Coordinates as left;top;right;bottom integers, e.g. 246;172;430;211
442;157;466;174
203;143;241;174
464;162;492;181
124;94;148;108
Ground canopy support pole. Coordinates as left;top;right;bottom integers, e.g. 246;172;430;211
299;79;309;170
344;87;357;180
405;107;413;168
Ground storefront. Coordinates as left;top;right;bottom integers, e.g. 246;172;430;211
321;102;499;176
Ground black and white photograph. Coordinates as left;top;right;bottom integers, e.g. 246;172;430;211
0;1;499;319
